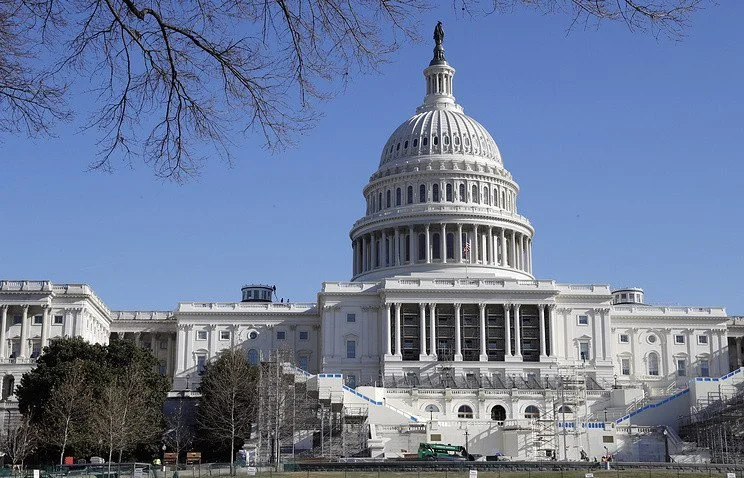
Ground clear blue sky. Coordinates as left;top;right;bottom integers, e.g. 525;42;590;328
1;4;742;313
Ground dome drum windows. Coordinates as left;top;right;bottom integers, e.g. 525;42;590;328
419;184;426;203
396;188;402;206
432;184;440;202
407;186;413;204
472;185;479;204
386;190;391;208
446;184;453;202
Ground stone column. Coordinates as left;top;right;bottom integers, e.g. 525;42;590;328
454;303;463;361
352;240;358;276
717;332;725;376
527;238;533;273
736;337;743;369
504;304;512;357
208;324;217;358
408;226;415;263
166;334;174;376
457;223;463;263
473;225;479;263
425;225;431;263
429;303;437;359
441;223;447;263
361;235;367;271
63;309;73;337
384;303;392;356
419;303;427;359
479;303;488;361
176;325;186;373
548;305;556;357
41;305;50;348
0;305;7;359
19;305;29;358
394;303;402;358
394;228;401;266
184;325;193;371
371;233;377;269
539;304;547;359
513;304;522;358
510;232;517;268
488;227;494;265
500;228;507;266
600;308;609;360
381;230;388;267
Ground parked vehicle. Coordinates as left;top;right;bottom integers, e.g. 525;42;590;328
417;443;473;461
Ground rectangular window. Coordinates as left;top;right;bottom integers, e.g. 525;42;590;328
12;315;21;325
700;359;710;377
578;315;589;325
346;313;356;323
621;358;631;375
698;335;709;345
219;330;230;341
33;315;43;325
677;359;686;377
579;342;590;361
31;344;41;358
196;355;207;373
158;364;167;376
675;335;685;344
196;330;208;341
160;340;168;350
346;340;356;359
277;330;286;340
53;315;64;325
299;331;309;341
619;334;629;344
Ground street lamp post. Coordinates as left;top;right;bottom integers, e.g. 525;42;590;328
162;445;167;472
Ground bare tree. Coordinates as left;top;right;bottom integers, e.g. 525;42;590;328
91;367;160;475
3;416;39;469
163;399;193;468
196;349;258;474
42;360;93;465
0;0;710;181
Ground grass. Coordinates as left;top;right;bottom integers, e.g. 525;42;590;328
256;472;722;478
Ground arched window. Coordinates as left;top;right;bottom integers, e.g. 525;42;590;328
459;184;466;202
524;405;540;419
396;188;402;206
446;233;454;259
404;140;408;149
484;187;490;205
557;405;573;414
425;404;439;413
432;184;440;202
423;137;428;147
378;192;382;211
472;185;479;203
493;188;498;206
407;186;413;204
444;135;450;145
433;136;439;146
418;234;426;261
446;184;453;202
419;184;426;203
491;405;506;421
432;233;441;260
247;349;259;365
648;352;660;376
457;405;473;419
413;138;418;148
386;190;391;208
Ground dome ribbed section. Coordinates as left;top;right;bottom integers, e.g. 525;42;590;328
379;108;502;167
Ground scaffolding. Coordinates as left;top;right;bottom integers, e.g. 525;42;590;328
554;364;589;461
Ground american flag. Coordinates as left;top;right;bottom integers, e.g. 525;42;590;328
463;242;471;255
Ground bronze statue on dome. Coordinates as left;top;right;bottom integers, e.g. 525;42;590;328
434;21;444;45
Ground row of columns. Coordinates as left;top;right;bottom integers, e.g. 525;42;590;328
368;182;516;215
353;224;532;276
0;305;84;359
383;302;556;362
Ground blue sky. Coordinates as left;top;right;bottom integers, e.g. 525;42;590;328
1;3;742;313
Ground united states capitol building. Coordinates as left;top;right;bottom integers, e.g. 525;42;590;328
1;28;742;463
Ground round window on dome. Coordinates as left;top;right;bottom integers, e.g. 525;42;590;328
249;330;259;340
433;136;439;146
647;334;657;344
444;135;449;145
454;136;460;145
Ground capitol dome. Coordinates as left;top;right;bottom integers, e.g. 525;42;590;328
349;25;535;282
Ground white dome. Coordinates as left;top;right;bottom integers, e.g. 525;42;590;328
379;108;502;167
